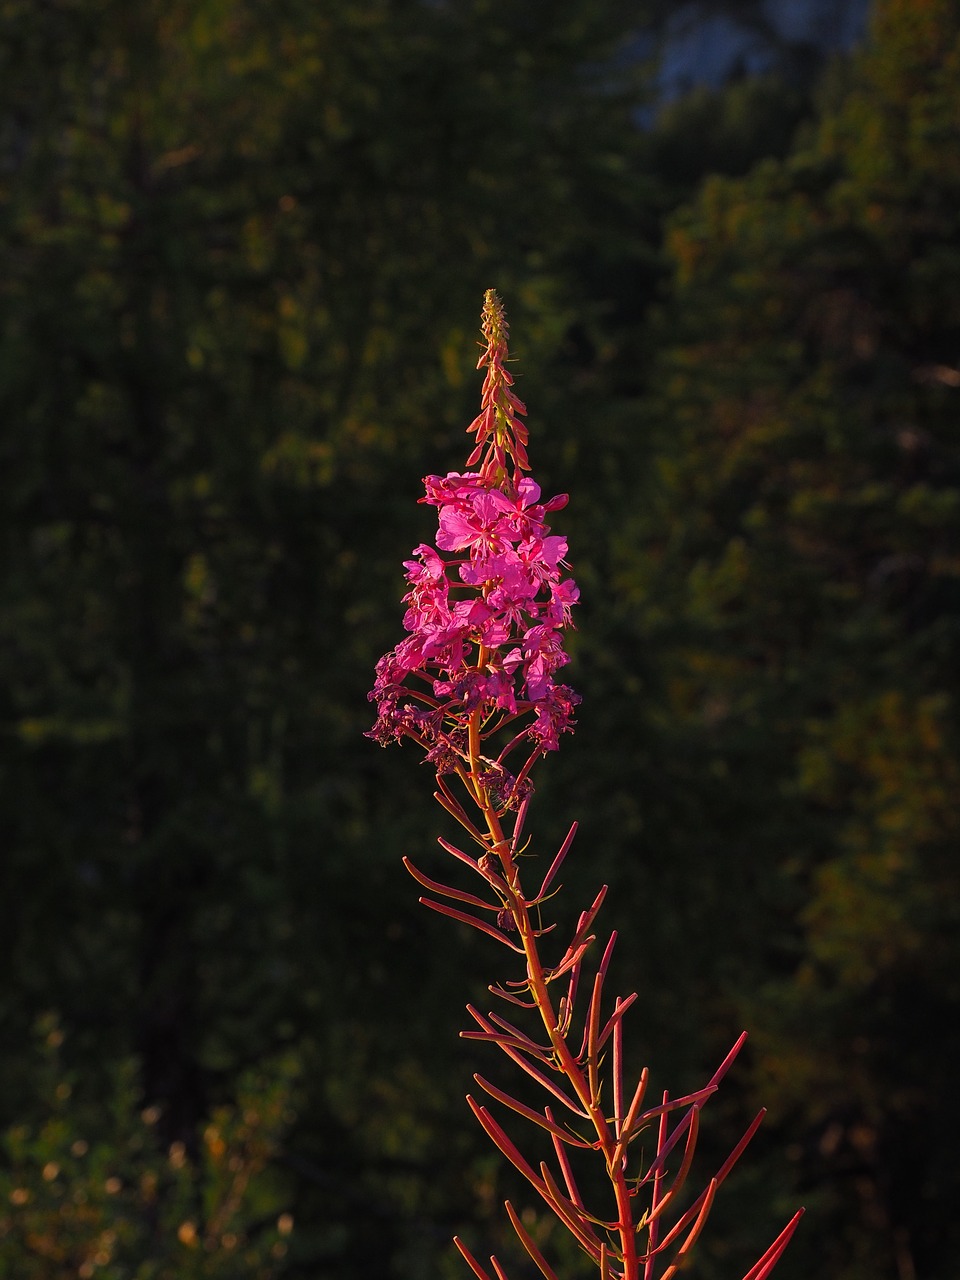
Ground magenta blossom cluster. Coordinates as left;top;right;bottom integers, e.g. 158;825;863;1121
368;469;580;762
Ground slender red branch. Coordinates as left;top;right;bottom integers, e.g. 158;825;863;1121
639;1081;719;1125
491;1042;592;1117
629;1085;717;1172
645;1108;768;1262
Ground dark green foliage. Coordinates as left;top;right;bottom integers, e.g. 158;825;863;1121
0;1017;294;1277
603;2;960;1275
0;2;657;1274
3;0;958;1277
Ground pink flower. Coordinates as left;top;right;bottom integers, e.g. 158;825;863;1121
367;291;579;768
437;490;512;555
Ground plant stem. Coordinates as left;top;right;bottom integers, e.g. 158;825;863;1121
466;708;642;1280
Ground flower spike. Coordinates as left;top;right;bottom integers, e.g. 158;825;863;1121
467;289;531;487
368;293;800;1280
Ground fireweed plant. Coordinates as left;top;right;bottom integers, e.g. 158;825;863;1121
367;292;802;1280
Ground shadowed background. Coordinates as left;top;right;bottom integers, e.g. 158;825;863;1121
1;1;958;1277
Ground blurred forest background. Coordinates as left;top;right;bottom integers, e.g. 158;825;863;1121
1;0;959;1276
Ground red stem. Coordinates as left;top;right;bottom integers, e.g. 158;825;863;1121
459;696;642;1280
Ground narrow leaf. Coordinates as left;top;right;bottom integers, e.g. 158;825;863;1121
510;794;531;849
561;959;583;1035
642;1094;670;1280
498;1044;591;1116
535;821;578;901
641;1107;700;1227
571;886;608;950
437;835;482;871
597;930;618;981
660;1172;716;1254
467;1097;546;1193
740;1210;804;1280
613;1002;625;1141
465;1008;589;1115
505;746;540;809
538;1161;605;1260
434;787;483;840
454;1237;494;1280
634;1082;717;1141
598;991;639;1054
474;1076;592;1148
614;1067;649;1152
546;1106;590;1208
462;1029;553;1060
505;1201;561;1280
420;898;524;952
711;1109;766;1187
635;1099;702;1188
705;1031;749;1091
465;1005;551;1057
489;1010;551;1050
661;1109;763;1254
657;1177;717;1277
585;970;604;1105
489;982;537;1008
548;936;595;983
403;857;499;912
644;1108;767;1270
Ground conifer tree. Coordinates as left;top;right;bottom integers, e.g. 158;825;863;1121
609;2;960;1275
